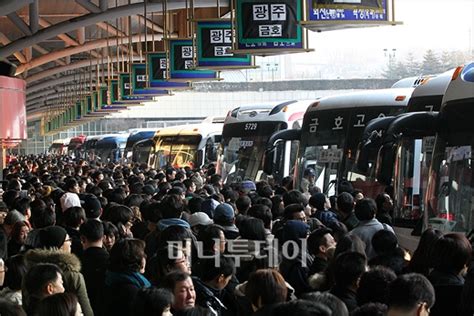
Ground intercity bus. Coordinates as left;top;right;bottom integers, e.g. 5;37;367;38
152;118;224;169
217;100;314;184
94;134;129;163
370;70;454;250
295;88;414;197
131;138;155;166
124;129;159;161
422;63;474;234
48;138;70;155
67;135;86;158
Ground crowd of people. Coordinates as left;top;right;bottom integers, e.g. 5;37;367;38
0;155;473;316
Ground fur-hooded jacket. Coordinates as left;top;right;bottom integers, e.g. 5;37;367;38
24;248;94;316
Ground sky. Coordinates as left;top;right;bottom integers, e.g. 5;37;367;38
238;0;474;80
308;0;474;52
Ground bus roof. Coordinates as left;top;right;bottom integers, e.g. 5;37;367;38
52;138;71;145
306;88;414;112
441;62;474;107
153;122;223;138
410;69;455;98
96;133;129;143
391;75;435;88
128;128;160;134
226;100;315;123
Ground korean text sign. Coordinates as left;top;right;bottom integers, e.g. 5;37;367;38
236;0;303;50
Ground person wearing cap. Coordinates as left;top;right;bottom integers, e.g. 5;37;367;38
301;168;321;197
80;193;102;220
239;180;256;196
24;225;93;316
213;203;239;240
188;212;213;237
307;227;337;275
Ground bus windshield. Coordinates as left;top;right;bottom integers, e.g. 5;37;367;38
154;135;202;169
425;101;474;233
426;132;474;233
132;139;154;165
96;143;118;162
220;121;286;183
298;106;405;196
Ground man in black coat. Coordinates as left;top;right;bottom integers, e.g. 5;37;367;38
79;219;110;316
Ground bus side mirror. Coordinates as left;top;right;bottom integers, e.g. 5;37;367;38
263;148;275;175
376;144;396;185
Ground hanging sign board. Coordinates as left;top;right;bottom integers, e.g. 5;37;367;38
232;0;312;55
76;101;82;120
301;0;401;32
195;20;255;69
119;73;153;104
168;39;218;81
147;52;191;89
131;63;172;96
95;86;124;112
101;78;130;110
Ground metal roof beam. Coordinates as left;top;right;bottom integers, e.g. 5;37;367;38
0;0;34;17
18;33;152;76
0;0;227;58
75;0;101;14
27;72;96;95
37;17;101;58
29;0;39;34
77;27;86;44
26;54;141;84
7;12;33;36
32;44;67;66
137;14;164;33
99;0;108;12
0;32;27;63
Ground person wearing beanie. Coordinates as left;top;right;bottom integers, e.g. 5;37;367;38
80;193;102;220
39;226;70;251
213;203;240;240
24;225;93;316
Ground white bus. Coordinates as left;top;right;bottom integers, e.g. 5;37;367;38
48;138;71;155
296;88;414;197
217;100;314;183
423;63;474;234
372;70;454;251
152;117;224;169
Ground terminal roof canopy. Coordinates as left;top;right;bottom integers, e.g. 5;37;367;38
0;0;229;117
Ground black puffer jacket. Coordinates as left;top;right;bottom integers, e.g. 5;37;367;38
192;277;238;316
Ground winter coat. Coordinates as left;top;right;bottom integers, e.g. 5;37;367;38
349;218;395;260
192;277;238;316
103;270;151;316
24;248;94;316
279;251;313;298
80;247;110;316
429;269;464;316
